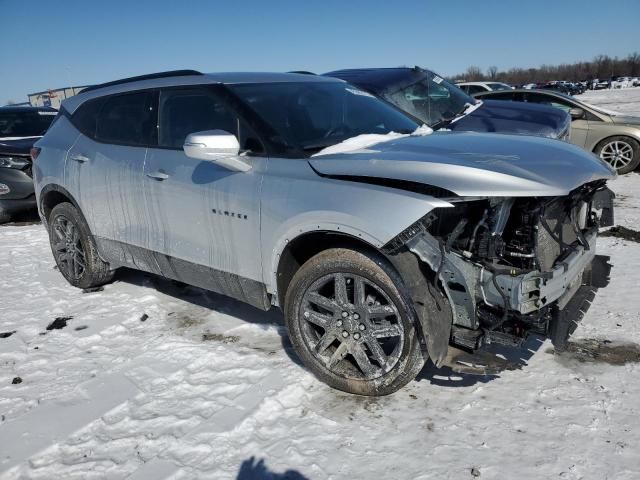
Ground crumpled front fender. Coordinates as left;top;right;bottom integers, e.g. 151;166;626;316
386;246;454;367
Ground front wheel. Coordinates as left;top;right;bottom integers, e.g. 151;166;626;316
596;136;640;174
284;248;425;396
48;202;115;289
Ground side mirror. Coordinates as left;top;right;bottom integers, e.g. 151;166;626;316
183;130;251;172
569;107;584;120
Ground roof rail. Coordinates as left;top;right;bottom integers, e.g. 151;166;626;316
81;70;203;94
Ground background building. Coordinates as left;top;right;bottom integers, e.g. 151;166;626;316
28;86;90;109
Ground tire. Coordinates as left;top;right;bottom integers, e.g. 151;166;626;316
48;202;115;289
284;248;425;396
595;136;640;174
0;209;10;225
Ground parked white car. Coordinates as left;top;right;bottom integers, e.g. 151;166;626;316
612;77;632;89
456;81;513;95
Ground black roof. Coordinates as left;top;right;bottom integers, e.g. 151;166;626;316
324;67;430;94
0;105;58;113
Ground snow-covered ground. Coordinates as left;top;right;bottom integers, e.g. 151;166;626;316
1;90;640;480
581;87;640;116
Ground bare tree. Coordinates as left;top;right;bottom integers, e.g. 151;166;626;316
452;52;640;84
464;66;484;81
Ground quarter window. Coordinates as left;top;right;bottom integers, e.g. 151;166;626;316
71;98;103;139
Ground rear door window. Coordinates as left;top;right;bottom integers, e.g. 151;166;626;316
94;92;155;146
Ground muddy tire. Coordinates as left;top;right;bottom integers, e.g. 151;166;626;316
595;136;640;175
48;202;115;289
284;248;425;396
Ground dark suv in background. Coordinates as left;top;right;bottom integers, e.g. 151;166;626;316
0;105;57;223
324;67;571;141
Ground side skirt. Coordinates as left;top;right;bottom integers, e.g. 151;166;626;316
95;237;271;311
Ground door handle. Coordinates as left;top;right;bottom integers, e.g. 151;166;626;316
70;153;90;163
146;171;170;181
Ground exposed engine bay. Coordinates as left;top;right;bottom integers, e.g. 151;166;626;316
384;180;615;357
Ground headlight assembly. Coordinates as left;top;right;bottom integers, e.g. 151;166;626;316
0;156;30;169
0;157;29;170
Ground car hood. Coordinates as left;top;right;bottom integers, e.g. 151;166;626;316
0;136;41;155
610;115;640;126
309;132;615;197
449;100;570;139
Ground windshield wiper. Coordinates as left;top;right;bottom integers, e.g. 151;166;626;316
437;102;480;128
301;141;339;151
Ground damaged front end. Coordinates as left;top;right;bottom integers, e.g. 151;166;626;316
384;180;615;366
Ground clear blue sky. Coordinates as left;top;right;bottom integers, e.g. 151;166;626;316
2;0;638;104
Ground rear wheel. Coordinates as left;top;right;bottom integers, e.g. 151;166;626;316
284;248;425;396
48;202;115;289
596;136;640;174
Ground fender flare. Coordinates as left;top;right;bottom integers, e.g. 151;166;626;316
38;184;83;224
37;184;110;263
266;219;385;295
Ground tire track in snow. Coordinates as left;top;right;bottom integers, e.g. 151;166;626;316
126;371;285;480
2;344;286;479
0;374;139;472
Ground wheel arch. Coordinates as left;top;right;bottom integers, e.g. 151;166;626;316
274;227;454;368
274;229;384;308
591;132;640;153
39;184;85;228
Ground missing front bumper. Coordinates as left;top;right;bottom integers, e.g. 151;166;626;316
483;228;598;315
407;226;604;351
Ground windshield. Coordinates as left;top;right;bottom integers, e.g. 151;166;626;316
551;91;578;101
582;102;618;116
229;82;418;153
387;71;476;126
0;110;55;137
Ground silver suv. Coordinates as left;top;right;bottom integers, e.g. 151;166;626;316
33;71;615;395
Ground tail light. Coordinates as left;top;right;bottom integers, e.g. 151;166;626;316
30;147;41;161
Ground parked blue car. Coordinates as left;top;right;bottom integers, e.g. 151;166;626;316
324;67;571;141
